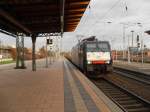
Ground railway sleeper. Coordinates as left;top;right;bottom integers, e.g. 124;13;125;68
109;92;128;97
111;95;131;98
126;107;150;112
95;83;111;87
123;103;145;109
100;87;117;91
98;85;123;91
97;84;118;89
99;88;121;91
114;97;134;101
118;100;140;105
111;94;131;98
101;89;122;93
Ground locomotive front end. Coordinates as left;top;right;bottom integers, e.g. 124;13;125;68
85;41;112;75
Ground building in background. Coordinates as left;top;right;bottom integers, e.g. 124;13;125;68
0;45;12;59
112;49;150;63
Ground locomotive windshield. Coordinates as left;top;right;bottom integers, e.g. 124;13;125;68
86;43;97;52
86;43;96;48
98;43;110;52
86;42;110;52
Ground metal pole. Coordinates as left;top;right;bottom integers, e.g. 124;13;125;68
56;36;59;59
131;30;134;62
123;24;126;60
49;48;51;64
15;35;20;68
127;35;130;63
32;35;36;71
49;36;51;64
141;39;144;64
45;37;48;68
116;50;118;60
139;24;144;64
21;35;26;68
60;33;63;57
58;36;61;58
131;30;134;47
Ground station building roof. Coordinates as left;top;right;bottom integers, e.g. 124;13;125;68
0;0;90;35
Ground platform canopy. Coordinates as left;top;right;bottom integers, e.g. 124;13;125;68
0;0;90;36
145;30;150;35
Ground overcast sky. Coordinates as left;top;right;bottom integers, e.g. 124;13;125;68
62;0;150;51
1;0;150;51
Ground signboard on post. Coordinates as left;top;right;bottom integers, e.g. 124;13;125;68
49;46;53;50
129;47;139;54
47;39;53;45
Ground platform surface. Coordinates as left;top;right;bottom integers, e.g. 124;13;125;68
113;60;150;75
0;58;122;112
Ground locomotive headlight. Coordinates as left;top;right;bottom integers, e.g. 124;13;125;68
105;60;110;64
87;61;91;64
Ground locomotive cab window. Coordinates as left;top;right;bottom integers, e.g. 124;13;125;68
86;42;110;52
86;43;96;48
98;43;110;52
86;43;97;52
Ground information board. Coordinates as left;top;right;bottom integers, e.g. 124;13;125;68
129;47;139;54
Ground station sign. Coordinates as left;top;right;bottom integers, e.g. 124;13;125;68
49;46;52;50
129;47;139;54
47;39;53;44
48;44;53;50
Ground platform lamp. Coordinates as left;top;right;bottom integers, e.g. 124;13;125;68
131;30;134;47
119;23;129;60
137;23;144;64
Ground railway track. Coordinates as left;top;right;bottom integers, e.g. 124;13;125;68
67;59;150;111
92;78;150;112
113;67;150;85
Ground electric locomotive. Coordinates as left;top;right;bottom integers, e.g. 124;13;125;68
71;36;112;77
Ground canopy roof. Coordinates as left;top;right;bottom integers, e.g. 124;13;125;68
145;30;150;35
0;0;90;35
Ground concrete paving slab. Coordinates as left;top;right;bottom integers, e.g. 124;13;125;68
0;58;122;112
0;59;64;112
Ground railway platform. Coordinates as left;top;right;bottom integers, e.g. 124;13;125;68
0;58;122;112
113;60;150;75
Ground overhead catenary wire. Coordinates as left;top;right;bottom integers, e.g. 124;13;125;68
98;0;123;21
85;0;124;34
76;0;124;37
92;0;123;24
78;0;150;41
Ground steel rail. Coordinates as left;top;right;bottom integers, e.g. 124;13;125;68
92;78;150;112
113;67;150;85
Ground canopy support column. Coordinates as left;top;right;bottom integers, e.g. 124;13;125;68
32;35;37;71
15;35;20;68
15;33;26;69
20;35;26;68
